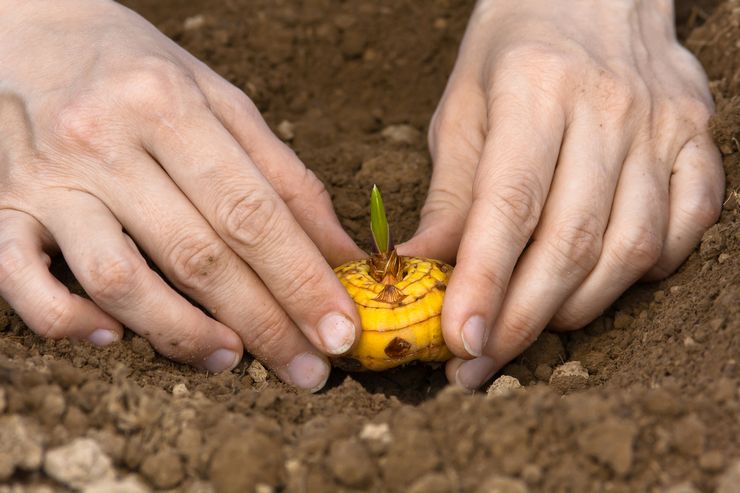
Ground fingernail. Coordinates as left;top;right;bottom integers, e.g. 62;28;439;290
87;329;120;347
287;352;330;392
317;313;356;355
461;315;487;357
203;348;240;373
455;356;497;390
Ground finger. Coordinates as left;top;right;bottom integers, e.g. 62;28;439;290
459;112;627;383
446;356;498;391
645;133;724;279
195;74;363;266
104;155;331;390
136;93;361;358
553;149;670;329
0;209;123;345
41;192;245;373
442;94;565;359
397;85;486;262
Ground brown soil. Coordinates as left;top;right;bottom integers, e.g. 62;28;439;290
1;1;738;492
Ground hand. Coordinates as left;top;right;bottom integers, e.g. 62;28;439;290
398;0;724;389
0;0;364;391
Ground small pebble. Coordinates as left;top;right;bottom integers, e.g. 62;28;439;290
381;124;421;145
549;361;589;394
359;422;392;455
276;120;295;141
44;438;114;490
486;375;522;398
183;14;206;31
653;290;666;302
669;285;683;295
255;484;273;493
683;336;700;351
717;252;730;264
172;383;189;398
247;360;269;384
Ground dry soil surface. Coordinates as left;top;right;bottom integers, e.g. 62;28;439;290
1;1;738;492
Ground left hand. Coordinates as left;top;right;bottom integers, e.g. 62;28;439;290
398;0;724;389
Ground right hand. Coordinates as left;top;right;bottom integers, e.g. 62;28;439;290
0;0;364;391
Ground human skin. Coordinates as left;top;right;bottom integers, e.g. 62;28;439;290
398;0;725;389
0;0;724;393
0;0;365;391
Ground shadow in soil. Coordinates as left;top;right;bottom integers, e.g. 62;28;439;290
323;364;450;405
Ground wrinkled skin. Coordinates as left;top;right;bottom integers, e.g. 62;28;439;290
0;0;364;391
0;0;724;392
398;0;724;388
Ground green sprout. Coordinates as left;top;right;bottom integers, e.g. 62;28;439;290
370;184;390;255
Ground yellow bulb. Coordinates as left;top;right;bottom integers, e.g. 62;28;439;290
334;255;453;371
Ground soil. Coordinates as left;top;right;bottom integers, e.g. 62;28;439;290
1;1;738;492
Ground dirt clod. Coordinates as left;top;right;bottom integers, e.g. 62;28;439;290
486;375;523;398
208;431;282;493
328;438;373;488
44;438;114;490
577;418;637;476
549;361;589;394
0;415;44;479
140;447;184;489
0;0;738;491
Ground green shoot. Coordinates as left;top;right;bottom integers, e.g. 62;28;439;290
370;184;390;255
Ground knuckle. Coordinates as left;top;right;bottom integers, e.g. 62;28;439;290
500;308;540;350
593;72;638;124
469;263;507;300
281;167;330;208
420;186;469;223
498;43;571;78
54;100;108;151
243;304;290;359
486;174;543;235
36;295;75;339
281;262;326;303
115;57;202;115
167;234;229;292
84;252;142;305
610;224;663;273
677;190;721;231
551;305;594;331
0;240;27;285
548;214;603;274
218;190;281;249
